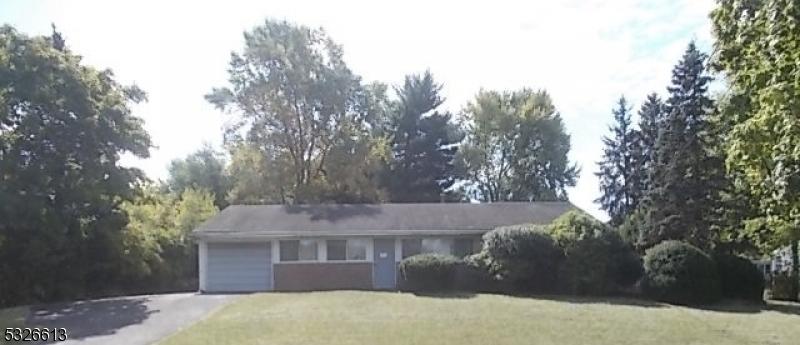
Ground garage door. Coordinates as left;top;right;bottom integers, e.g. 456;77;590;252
206;242;272;292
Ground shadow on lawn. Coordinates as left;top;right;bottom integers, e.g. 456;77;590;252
27;297;156;341
407;290;800;316
696;299;800;316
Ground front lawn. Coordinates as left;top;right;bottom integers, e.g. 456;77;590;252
161;291;800;345
0;306;28;344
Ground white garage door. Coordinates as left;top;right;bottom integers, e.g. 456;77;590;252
206;242;272;292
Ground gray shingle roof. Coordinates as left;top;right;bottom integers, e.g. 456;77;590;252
193;202;576;238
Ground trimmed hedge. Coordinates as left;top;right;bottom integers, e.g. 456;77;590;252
713;253;764;301
558;231;643;295
399;253;461;292
642;240;721;305
482;225;564;293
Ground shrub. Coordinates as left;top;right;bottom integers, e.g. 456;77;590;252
399;253;462;292
769;272;799;301
454;254;502;292
482;225;564;293
713;253;764;301
559;231;643;295
642;241;721;305
547;210;610;248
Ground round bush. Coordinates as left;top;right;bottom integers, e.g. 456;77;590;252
547;210;610;248
399;253;461;292
713;253;764;301
482;225;564;293
559;232;643;295
642;240;721;305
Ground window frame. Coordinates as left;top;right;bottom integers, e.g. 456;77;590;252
279;239;319;262
325;239;369;262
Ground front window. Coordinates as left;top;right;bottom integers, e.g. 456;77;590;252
280;240;318;261
453;238;479;257
402;239;422;259
422;238;453;255
326;239;368;261
346;239;368;260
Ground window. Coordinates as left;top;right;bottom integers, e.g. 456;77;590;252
327;240;346;261
346;239;368;260
454;238;478;258
280;240;299;261
326;239;368;261
422;238;453;255
280;240;318;261
298;240;318;261
402;239;422;259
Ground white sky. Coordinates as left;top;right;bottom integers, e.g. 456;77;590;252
1;0;716;219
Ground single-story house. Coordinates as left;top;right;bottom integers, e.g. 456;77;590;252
192;202;575;292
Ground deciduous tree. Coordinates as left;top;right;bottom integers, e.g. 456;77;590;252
712;0;800;299
458;89;578;202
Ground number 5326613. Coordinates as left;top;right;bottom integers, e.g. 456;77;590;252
4;328;68;342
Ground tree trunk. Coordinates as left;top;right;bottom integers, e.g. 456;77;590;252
791;239;799;301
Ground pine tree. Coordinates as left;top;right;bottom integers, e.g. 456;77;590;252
630;93;663;197
640;42;722;249
595;96;638;226
386;71;462;202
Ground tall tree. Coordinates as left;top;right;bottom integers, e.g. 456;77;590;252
712;0;800;299
634;93;664;193
640;42;723;250
596;96;638;226
206;19;387;204
385;71;462;202
0;25;151;305
167;145;230;209
458;89;578;202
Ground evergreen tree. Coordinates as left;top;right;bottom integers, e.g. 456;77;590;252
596;96;638;226
386;71;462;202
640;42;723;250
635;93;663;193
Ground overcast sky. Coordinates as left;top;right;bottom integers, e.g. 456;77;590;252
1;0;716;219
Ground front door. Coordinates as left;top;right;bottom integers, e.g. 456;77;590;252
372;238;396;289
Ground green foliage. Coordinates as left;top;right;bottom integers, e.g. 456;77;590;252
0;26;150;306
596;97;640;226
207;19;388;204
481;225;564;293
385;71;463;202
713;253;764;302
120;187;217;292
547;210;610;247
168;145;230;209
399;253;462;292
712;0;800;300
642;241;721;305
559;234;642;295
640;42;725;250
548;211;642;295
457;89;578;202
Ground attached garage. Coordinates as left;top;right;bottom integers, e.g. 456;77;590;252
203;242;272;292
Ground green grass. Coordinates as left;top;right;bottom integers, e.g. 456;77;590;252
161;291;800;345
0;306;28;344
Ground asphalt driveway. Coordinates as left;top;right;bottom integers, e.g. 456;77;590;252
25;293;234;345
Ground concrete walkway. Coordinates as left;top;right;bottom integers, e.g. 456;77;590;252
27;293;234;345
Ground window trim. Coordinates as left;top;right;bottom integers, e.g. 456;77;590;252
278;239;319;263
325;238;369;262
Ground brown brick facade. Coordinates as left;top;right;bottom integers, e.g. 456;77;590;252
274;262;373;291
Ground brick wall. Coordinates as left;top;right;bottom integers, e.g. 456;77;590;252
274;262;372;291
